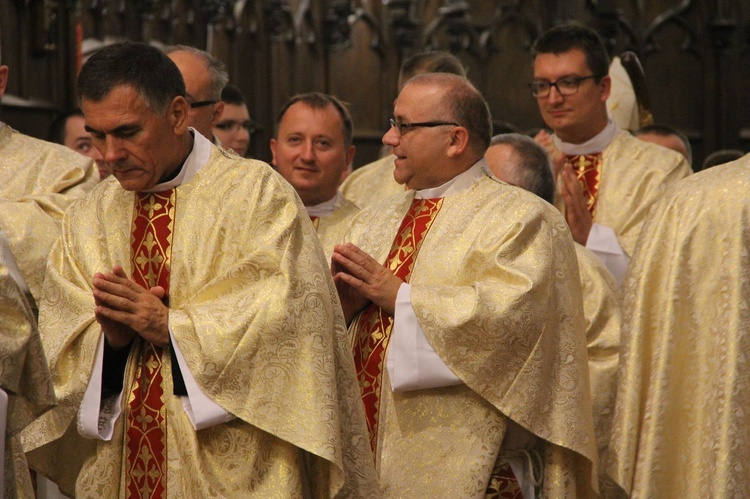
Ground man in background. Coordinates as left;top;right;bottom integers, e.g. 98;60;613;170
633;123;693;168
531;23;691;283
214;84;253;157
165;45;226;142
48;108;110;179
271;92;358;261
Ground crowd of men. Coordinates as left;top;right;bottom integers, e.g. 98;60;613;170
1;21;748;499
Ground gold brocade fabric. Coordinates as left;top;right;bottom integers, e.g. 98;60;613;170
575;243;622;496
344;171;598;498
0;124;98;302
340;155;404;209
555;130;692;256
315;195;360;262
0;263;55;498
608;155;750;498
22;148;378;497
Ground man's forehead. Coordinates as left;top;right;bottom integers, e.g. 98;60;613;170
534;48;590;73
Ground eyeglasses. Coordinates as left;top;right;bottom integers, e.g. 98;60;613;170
215;120;258;134
189;99;218;109
389;118;460;136
529;75;603;98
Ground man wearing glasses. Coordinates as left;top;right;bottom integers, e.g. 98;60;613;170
333;72;598;497
166;45;226;142
531;23;691;283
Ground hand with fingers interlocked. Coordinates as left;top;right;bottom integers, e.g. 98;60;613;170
331;243;404;324
92;264;170;348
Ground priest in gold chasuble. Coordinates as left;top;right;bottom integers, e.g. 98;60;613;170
608;154;750;497
0;263;55;498
531;24;691;284
333;73;597;498
21;42;377;498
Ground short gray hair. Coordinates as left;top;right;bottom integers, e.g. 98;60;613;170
164;45;228;100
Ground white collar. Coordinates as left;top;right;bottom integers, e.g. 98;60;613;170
553;120;620;156
414;159;487;199
142;128;211;193
306;191;341;217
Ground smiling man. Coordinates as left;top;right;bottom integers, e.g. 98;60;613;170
21;42;376;498
333;72;598;497
531;23;691;283
271;92;358;260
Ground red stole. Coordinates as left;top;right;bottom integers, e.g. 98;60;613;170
124;190;175;497
350;197;443;455
566;153;603;217
309;215;320;231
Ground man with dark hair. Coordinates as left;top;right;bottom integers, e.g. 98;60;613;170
333;73;597;497
48;108;109;179
21;41;376;497
531;23;691;283
165;45;227;141
340;50;468;208
271;92;358;261
486;132;622;496
214;84;253;157
633;123;693;167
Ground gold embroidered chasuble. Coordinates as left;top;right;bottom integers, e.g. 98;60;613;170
340;155;403;209
0;263;55;498
555;130;692;256
574;243;622;495
22;149;378;497
608;156;750;497
344;172;598;498
314;195;360;262
0;124;98;302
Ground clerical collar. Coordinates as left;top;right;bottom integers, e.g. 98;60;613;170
142;128;212;193
306;191;342;218
415;158;487;199
553;120;620;156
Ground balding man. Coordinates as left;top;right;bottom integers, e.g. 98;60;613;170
165;45;227;141
333;73;597;497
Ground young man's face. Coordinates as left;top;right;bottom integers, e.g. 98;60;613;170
533;48;611;144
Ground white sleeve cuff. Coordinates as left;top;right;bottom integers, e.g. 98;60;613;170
387;283;461;392
585;223;630;285
170;327;235;430
78;334;122;441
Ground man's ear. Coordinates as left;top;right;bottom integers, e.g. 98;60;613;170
446;126;470;158
170;95;190;133
0;66;9;99
599;75;612;102
211;101;225;127
269;138;278;167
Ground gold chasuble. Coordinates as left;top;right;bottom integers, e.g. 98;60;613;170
340;155;403;209
344;170;598;498
0;263;55;498
555;130;691;256
567;153;602;216
0;124;98;303
351;197;442;453
608;156;750;497
314;196;360;262
22;148;378;497
125;191;175;496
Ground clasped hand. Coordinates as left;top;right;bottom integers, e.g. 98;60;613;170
331;243;403;324
92;264;170;349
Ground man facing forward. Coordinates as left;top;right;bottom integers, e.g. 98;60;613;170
333;73;598;497
21;42;376;497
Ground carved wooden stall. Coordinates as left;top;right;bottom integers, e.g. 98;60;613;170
0;0;748;169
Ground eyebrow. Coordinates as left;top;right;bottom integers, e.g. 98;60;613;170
85;123;140;136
